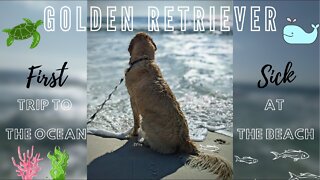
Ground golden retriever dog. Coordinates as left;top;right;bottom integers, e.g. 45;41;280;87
125;32;232;179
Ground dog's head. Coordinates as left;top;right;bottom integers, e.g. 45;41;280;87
128;32;157;64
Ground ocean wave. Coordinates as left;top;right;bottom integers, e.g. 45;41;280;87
87;92;233;141
87;32;233;141
87;17;233;35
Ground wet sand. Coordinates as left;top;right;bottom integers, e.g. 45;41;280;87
87;132;232;179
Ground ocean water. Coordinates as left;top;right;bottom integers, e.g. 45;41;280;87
87;21;233;141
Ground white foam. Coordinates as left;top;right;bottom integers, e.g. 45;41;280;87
215;130;233;137
87;127;132;139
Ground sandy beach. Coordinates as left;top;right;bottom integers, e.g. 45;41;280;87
87;132;232;179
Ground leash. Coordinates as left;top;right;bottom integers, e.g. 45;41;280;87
87;55;150;125
87;77;124;124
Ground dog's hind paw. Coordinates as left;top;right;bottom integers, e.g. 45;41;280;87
129;131;138;138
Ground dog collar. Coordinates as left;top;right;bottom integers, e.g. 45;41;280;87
129;55;150;66
127;55;151;73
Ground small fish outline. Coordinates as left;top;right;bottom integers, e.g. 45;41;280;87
288;172;320;180
199;144;220;152
271;149;309;162
234;155;258;165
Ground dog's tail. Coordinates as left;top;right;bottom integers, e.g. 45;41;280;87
180;141;233;179
187;154;233;179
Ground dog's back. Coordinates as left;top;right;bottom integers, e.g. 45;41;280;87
126;60;193;154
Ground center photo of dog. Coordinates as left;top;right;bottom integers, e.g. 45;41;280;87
87;1;233;179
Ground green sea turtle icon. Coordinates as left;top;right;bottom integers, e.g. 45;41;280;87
2;18;43;49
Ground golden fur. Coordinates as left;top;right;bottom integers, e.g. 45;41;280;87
125;32;232;179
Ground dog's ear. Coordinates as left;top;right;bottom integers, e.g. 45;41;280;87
128;38;134;55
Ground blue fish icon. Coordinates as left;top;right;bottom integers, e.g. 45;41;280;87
283;18;319;44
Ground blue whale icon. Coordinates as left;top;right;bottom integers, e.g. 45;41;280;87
283;24;319;44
